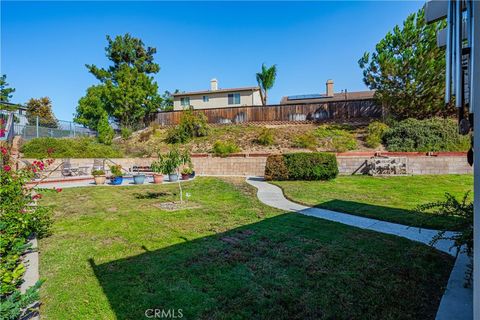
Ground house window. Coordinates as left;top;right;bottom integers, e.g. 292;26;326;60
203;95;209;102
228;93;240;105
180;97;190;107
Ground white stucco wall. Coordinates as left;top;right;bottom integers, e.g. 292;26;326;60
173;90;262;110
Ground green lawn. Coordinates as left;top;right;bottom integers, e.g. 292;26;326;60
39;177;453;320
273;174;473;230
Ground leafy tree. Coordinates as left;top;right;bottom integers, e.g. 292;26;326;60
74;85;107;130
76;33;161;131
0;74;15;102
358;8;451;119
256;63;277;105
26;97;58;128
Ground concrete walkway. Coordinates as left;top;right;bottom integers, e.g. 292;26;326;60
245;177;473;320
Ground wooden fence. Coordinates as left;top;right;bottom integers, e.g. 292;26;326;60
153;99;381;126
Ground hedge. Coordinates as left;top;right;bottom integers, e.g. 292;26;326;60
265;152;338;181
21;137;123;158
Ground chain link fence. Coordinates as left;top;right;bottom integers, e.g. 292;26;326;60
0;111;96;140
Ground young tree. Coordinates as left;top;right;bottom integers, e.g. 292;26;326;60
358;8;451;120
159;90;179;111
96;112;114;145
0;74;15;102
76;33;162;131
256;64;277;106
26;97;58;128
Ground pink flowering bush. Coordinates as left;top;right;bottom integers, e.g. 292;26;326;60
0;143;56;320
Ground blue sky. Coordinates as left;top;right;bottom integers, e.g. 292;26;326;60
1;1;423;121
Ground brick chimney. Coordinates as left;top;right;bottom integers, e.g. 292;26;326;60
210;78;218;91
326;79;334;97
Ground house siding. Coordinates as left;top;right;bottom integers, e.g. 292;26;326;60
173;90;262;110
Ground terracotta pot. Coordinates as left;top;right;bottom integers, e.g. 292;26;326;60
94;175;106;185
181;173;190;180
153;173;164;184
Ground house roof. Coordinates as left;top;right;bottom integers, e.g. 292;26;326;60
173;86;260;97
280;90;375;104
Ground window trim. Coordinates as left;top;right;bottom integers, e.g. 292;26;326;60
180;97;190;107
228;93;241;105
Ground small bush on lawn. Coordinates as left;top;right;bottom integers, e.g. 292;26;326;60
255;128;275;146
292;132;317;150
212;140;240;157
383;118;470;152
365;121;389;148
21;137;123;158
165;107;209;144
314;125;357;152
265;152;338;181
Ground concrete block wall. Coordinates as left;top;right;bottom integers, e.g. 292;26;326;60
21;152;472;179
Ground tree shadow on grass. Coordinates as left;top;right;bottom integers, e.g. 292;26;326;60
133;191;177;199
89;212;452;320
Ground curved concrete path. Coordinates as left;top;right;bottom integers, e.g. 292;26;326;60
245;177;473;320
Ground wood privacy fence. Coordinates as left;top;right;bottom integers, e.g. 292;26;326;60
153;99;382;126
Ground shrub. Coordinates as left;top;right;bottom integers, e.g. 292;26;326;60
212;140;240;157
255;128;275;146
365;121;389;148
314;125;357;152
0;145;54;320
97;114;114;145
383;118;470;152
292;132;317;150
120;127;132;140
265;152;338;181
416;192;473;286
21;137;123;158
264;154;289;180
165;107;209;144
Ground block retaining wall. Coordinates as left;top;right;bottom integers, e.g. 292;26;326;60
21;152;472;179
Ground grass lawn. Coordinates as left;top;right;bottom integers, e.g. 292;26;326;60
273;174;473;230
39;177;453;320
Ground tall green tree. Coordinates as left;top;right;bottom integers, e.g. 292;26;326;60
75;33;161;131
26;97;58;128
358;8;450;120
256;64;277;106
0;74;15;102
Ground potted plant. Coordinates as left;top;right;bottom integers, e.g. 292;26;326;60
151;156;166;184
92;169;106;185
181;167;193;180
133;172;146;185
109;164;124;185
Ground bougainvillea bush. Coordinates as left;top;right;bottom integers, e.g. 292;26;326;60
0;143;57;320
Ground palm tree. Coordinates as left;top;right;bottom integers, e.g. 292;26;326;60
256;63;277;106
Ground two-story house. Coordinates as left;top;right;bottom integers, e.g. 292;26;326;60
173;79;262;110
